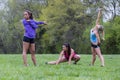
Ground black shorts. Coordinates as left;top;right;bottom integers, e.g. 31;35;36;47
23;36;35;43
91;43;100;48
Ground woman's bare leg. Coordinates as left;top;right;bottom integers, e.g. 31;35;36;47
73;55;80;64
91;47;97;66
47;57;67;65
29;43;36;66
47;61;57;65
95;47;104;66
22;42;30;66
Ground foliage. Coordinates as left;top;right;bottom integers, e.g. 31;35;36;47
0;0;47;53
103;16;120;54
0;0;120;54
40;0;93;53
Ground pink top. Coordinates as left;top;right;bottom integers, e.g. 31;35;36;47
64;51;76;60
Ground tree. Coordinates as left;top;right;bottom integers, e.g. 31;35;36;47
102;0;120;21
40;0;94;53
0;0;47;53
103;16;120;54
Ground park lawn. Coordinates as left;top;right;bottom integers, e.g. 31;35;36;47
0;54;120;80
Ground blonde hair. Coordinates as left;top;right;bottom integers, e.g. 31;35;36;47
98;25;104;39
98;25;104;32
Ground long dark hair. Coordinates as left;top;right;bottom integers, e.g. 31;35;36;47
25;10;33;19
63;43;71;56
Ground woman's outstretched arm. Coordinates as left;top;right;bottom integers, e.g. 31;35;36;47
96;9;102;25
56;51;64;65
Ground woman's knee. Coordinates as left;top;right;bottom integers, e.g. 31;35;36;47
22;48;29;55
77;55;80;59
22;50;27;54
29;47;35;54
92;53;96;57
59;57;67;63
22;52;27;56
30;50;35;54
74;55;80;60
97;54;103;58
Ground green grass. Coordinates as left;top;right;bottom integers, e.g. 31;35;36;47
0;54;120;80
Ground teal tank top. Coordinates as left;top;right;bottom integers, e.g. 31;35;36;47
90;29;97;43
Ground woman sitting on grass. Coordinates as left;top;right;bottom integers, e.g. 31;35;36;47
46;43;80;65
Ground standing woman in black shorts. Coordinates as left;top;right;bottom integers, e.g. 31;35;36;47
22;10;46;66
90;9;105;67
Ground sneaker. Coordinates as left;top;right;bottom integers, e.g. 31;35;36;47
45;62;48;64
73;61;77;64
101;65;104;67
89;64;94;66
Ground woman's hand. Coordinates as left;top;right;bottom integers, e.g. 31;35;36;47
43;21;47;25
98;41;101;46
56;61;59;65
102;37;105;41
99;8;102;11
55;51;63;65
68;62;71;65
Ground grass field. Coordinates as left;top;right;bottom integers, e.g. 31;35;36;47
0;54;120;80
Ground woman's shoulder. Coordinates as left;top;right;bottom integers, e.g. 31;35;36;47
90;28;96;32
60;50;64;54
91;28;97;33
22;19;31;23
71;48;74;52
29;19;38;23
